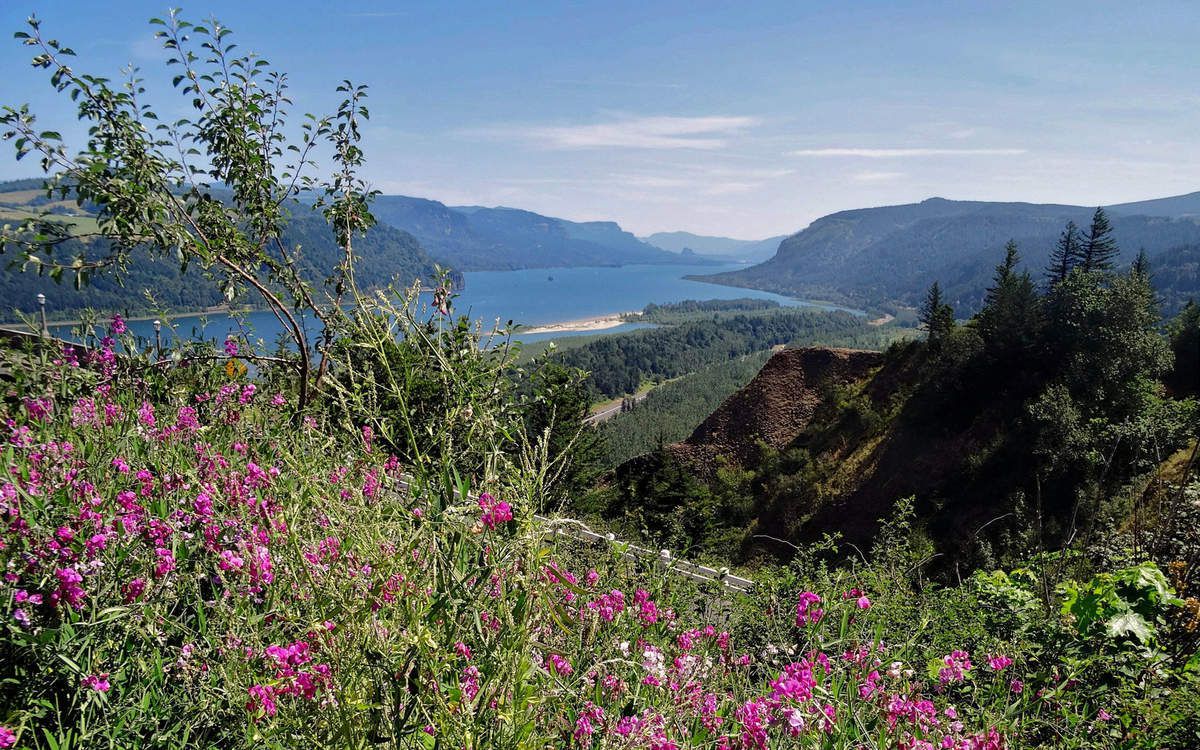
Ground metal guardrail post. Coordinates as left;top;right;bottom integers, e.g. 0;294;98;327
37;294;48;336
394;474;755;595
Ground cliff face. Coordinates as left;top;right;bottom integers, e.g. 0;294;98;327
615;343;1012;557
667;347;884;474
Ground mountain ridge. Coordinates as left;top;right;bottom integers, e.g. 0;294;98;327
697;191;1200;313
371;195;695;271
640;231;786;262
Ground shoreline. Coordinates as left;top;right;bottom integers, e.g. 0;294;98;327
2;306;257;331
520;311;642;335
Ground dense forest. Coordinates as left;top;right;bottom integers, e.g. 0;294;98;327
636;297;782;322
597;351;773;467
551;308;898;398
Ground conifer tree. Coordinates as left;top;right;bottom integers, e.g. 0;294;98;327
1079;208;1119;273
919;281;955;343
1131;247;1151;278
978;241;1040;357
1046;220;1081;285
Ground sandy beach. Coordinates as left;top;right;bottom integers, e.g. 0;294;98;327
520;311;641;335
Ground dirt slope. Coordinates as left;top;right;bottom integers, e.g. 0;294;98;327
667;347;884;475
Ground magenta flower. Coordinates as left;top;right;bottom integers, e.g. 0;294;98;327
110;314;127;335
123;578;146;603
548;653;573;675
987;654;1013;671
478;493;513;530
52;567;86;610
224;337;239;357
795;591;824;627
246;684;277;718
0;726;15;748
82;673;111;692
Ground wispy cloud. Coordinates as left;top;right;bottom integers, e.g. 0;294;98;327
850;171;905;183
464;115;759;150
789;147;1026;158
549;79;686;90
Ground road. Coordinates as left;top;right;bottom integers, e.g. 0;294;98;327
585;389;652;425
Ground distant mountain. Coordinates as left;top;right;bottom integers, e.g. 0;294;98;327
641;231;786;262
1108;191;1200;218
0;180;450;320
370;196;693;271
698;194;1200;314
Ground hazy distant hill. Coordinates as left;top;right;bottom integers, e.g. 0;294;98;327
699;194;1200;313
371;195;691;271
1107;191;1200;218
642;231;785;262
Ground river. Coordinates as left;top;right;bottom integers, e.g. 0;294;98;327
49;262;859;347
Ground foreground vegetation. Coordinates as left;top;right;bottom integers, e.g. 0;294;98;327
1;311;1197;749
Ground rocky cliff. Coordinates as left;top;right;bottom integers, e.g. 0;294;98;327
667;347;884;474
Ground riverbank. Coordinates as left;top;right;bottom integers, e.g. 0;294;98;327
3;305;256;331
520;311;641;335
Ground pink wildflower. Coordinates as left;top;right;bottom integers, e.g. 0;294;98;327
478;493;513;530
246;684;277;718
0;726;15;748
548;653;574;675
987;654;1013;671
82;673;111;692
795;591;824;627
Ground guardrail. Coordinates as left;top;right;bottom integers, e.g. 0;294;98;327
395;475;755;595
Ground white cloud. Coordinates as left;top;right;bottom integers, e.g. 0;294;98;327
850;171;905;183
464;115;759;150
789;147;1026;158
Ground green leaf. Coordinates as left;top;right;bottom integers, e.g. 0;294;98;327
1107;611;1152;643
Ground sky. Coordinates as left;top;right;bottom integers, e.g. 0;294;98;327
2;1;1198;238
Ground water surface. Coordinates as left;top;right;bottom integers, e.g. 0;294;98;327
50;263;859;347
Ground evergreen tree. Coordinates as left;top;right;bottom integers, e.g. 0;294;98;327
919;281;955;343
1079;208;1120;273
1046;220;1081;284
1131;247;1151;278
1166;300;1200;396
978;241;1041;357
524;359;605;504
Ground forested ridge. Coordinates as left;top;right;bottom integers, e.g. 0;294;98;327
0;181;453;320
701;194;1200;315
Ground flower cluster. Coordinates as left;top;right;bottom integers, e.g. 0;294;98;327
477;492;513;530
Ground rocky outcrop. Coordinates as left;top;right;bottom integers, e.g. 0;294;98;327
667;347;883;475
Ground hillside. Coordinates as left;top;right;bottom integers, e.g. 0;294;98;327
603;259;1199;564
664;347;883;472
698;194;1200;312
0;181;451;319
370;195;690;270
641;231;786;262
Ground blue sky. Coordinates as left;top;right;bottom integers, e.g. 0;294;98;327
2;1;1197;238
